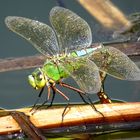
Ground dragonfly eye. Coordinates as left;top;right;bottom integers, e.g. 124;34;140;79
28;75;36;88
37;71;44;81
39;74;44;80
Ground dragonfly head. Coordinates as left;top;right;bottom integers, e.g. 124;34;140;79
28;68;48;90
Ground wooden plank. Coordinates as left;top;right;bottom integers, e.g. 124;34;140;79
0;102;140;135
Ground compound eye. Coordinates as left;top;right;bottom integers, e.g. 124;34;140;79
37;71;44;81
28;75;36;88
39;74;44;80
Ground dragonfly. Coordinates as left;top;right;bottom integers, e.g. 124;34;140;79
5;6;140;108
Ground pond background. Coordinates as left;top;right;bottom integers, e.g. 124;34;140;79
0;0;140;112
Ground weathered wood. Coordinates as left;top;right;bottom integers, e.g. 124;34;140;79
0;102;140;135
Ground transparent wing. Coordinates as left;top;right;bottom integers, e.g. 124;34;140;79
5;16;59;56
50;6;92;53
60;57;101;94
89;46;140;80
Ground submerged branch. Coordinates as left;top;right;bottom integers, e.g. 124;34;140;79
0;41;140;73
0;55;45;72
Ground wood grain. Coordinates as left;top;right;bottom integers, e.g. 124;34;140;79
0;102;140;135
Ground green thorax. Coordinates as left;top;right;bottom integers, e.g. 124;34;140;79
41;55;75;81
41;47;96;81
41;60;68;81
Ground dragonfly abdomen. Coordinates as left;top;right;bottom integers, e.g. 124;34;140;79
74;47;99;57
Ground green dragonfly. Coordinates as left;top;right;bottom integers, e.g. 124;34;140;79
5;6;140;106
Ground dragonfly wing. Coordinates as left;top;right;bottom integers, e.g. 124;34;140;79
89;46;140;80
50;6;92;53
5;16;59;56
60;57;101;93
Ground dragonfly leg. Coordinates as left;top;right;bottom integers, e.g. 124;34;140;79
59;81;104;117
59;81;85;94
47;86;51;101
51;84;71;121
60;81;93;103
34;86;55;111
77;92;90;104
30;87;45;112
98;72;112;103
59;81;90;103
51;85;70;101
46;86;56;108
83;93;104;117
61;102;70;123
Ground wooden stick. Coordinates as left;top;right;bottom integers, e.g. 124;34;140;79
0;102;140;135
78;0;132;30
